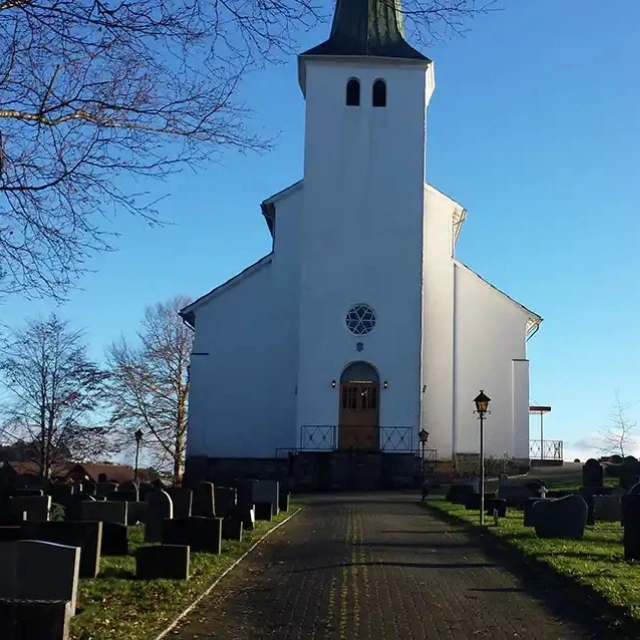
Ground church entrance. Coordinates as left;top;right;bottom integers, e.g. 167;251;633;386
338;362;379;452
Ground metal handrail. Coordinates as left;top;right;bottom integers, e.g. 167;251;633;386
299;425;415;452
529;439;563;461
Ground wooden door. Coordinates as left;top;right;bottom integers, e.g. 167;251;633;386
339;381;379;451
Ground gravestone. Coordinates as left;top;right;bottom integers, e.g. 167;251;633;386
222;517;243;542
0;540;80;614
50;485;74;506
169;487;193;519
162;516;222;554
464;493;496;511
254;501;273;521
213;487;236;519
531;495;588;539
0;599;71;640
252;480;279;515
110;491;138;503
279;490;290;512
0;526;22;543
136;545;190;580
445;483;475;505
127;501;148;525
523;498;546;527
619;458;640;490
80;500;128;526
232;504;255;531
20;521;103;578
593;495;622;523
145;490;173;543
120;482;140;500
100;522;129;556
582;458;604;489
11;488;44;497
8;495;51;522
622;493;640;560
486;498;507;518
192;482;215;517
96;482;118;498
497;484;532;508
0;508;27;526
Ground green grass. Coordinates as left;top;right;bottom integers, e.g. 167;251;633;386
427;498;640;625
71;505;302;640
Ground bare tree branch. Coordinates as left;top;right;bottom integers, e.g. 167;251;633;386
0;313;114;478
598;391;637;458
106;294;192;481
0;0;498;300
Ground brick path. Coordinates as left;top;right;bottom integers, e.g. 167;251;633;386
169;494;612;639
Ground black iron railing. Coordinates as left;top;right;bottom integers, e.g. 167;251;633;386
299;425;415;453
529;439;563;461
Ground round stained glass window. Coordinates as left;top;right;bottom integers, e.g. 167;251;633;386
345;304;376;336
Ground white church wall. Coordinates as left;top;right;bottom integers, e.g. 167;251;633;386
296;59;434;433
512;359;531;460
453;262;529;459
420;185;456;459
186;259;293;458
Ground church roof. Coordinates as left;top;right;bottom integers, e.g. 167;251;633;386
300;0;429;61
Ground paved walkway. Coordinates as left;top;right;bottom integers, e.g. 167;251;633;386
170;494;609;639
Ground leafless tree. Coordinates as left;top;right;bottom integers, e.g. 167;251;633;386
0;314;112;478
598;393;638;458
0;0;497;300
106;295;192;481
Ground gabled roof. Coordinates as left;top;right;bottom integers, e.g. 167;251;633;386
180;254;273;328
454;259;542;339
261;180;303;237
425;184;467;242
67;463;136;485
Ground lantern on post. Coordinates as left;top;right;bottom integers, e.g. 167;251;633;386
473;390;491;525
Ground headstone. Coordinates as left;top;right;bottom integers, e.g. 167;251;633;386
252;480;280;515
213;487;236;519
20;521;103;578
100;522;129;556
96;482;119;498
169;487;193;519
531;495;588;539
0;508;27;526
497;484;532;508
222;517;243;542
232;504;255;531
138;482;155;501
110;491;138;503
445;483;475;505
0;599;71;640
523;498;546;527
50;485;74;506
144;490;173;543
136;545;190;580
127;501;148;525
254;502;273;521
161;516;222;554
623;493;640;560
192;482;215;517
464;493;496;511
11;488;44;497
486;498;507;518
8;495;51;522
619;458;640;490
0;540;80;614
593;495;622;523
0;526;22;543
582;458;604;489
278;490;290;512
120;482;140;500
80;500;128;526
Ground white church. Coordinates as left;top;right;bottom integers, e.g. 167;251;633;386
181;0;542;476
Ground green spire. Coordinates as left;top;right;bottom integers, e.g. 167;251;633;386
301;0;429;60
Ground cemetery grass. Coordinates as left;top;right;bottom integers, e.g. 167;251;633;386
71;505;302;640
428;498;640;628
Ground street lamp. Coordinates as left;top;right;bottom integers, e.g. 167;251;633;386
473;390;491;525
418;428;430;470
134;429;143;482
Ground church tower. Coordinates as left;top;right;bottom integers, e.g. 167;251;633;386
295;0;436;444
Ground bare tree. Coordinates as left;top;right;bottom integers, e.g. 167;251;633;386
0;0;497;300
0;314;112;479
106;295;192;481
598;393;637;458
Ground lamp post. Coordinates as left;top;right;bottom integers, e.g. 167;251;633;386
418;428;430;472
473;390;491;525
134;429;143;482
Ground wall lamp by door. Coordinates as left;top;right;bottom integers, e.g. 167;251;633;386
331;380;337;388
383;380;389;389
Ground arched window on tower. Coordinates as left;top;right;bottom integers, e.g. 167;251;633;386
346;78;360;106
372;79;387;107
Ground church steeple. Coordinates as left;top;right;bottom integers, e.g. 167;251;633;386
301;0;429;60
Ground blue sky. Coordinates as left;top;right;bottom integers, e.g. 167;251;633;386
2;0;639;460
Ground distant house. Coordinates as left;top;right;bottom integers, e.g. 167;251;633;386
0;461;71;487
65;463;137;486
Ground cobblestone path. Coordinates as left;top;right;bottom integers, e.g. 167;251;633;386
169;494;611;639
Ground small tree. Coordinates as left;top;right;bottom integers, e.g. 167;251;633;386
598;393;637;458
0;314;111;479
106;295;192;482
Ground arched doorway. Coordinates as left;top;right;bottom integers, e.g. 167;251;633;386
339;362;380;451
